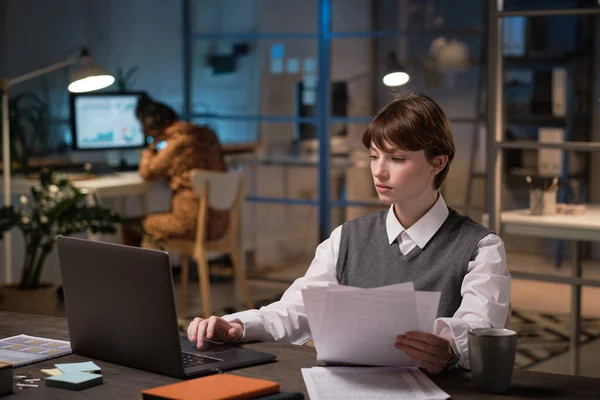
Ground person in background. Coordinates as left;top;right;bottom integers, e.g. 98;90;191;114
122;94;229;247
186;93;511;373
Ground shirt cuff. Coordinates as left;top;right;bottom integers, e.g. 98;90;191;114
222;310;271;342
433;318;473;370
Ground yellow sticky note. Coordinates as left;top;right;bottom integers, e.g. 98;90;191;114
41;368;62;377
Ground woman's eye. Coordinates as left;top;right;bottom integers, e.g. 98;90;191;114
369;155;378;160
392;157;405;162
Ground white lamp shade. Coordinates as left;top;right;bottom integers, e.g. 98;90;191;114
383;71;410;87
68;56;115;93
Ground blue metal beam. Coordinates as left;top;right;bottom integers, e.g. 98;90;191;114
182;0;191;121
245;196;318;206
330;29;484;38
190;115;481;125
187;32;318;40
186;29;484;41
317;0;332;241
191;114;318;123
245;196;381;208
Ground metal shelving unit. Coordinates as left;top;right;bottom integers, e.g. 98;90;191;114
486;0;600;376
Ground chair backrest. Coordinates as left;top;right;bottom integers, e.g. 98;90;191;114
190;169;244;211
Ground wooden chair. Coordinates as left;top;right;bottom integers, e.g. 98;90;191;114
156;169;253;318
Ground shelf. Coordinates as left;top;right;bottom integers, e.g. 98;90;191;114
504;55;580;68
496;140;600;152
499;7;600;18
505;114;566;126
506;168;587;180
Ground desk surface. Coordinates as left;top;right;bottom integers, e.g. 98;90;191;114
482;204;600;242
2;311;600;399
2;172;152;199
499;205;600;230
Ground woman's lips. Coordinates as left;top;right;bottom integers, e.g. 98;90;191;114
376;184;392;193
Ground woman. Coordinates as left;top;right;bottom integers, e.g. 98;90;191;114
123;94;229;246
186;93;511;373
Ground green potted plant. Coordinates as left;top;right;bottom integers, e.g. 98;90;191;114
0;169;130;315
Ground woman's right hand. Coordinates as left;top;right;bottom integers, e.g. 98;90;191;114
187;316;244;348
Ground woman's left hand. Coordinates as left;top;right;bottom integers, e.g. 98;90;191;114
395;331;452;374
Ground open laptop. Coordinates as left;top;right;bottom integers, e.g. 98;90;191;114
56;236;276;379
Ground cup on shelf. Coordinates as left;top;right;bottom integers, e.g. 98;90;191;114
529;189;557;216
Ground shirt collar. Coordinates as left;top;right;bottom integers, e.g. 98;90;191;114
385;194;450;249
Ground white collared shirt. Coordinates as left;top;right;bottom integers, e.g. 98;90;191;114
224;195;511;369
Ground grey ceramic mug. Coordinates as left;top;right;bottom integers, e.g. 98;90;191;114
468;328;517;394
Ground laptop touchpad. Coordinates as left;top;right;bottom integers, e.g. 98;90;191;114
180;336;239;354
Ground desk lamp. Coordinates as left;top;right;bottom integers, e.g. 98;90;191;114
1;47;114;283
382;52;410;87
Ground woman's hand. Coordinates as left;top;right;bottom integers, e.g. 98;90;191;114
187;316;244;348
395;331;452;374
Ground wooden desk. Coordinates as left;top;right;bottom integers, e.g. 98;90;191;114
483;206;600;376
2;312;600;399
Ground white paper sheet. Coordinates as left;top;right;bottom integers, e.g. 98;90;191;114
415;291;442;332
301;367;450;400
301;286;328;346
301;283;441;367
318;288;418;366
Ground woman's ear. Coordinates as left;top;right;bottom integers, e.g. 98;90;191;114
432;155;448;172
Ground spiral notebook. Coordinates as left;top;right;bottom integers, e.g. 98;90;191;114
0;334;72;367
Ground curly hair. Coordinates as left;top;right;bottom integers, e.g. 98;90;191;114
135;94;179;136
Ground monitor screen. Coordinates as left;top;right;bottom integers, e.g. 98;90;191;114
70;92;146;151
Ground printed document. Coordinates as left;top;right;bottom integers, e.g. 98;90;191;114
302;367;450;400
301;282;441;367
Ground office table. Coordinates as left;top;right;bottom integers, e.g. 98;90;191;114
2;172;153;241
3;312;600;399
4;171;151;209
483;205;600;376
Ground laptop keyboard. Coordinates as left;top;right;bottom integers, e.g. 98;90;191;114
182;351;222;368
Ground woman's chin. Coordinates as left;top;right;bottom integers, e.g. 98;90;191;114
377;195;394;205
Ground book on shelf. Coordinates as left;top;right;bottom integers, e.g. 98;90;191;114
551;67;567;117
0;334;71;367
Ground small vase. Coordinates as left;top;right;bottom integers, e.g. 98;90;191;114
0;283;58;316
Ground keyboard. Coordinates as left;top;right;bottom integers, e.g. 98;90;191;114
182;351;221;368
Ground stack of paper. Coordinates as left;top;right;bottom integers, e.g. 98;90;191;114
302;367;449;400
301;282;441;367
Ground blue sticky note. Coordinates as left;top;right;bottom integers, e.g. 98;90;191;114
55;361;101;373
46;371;103;391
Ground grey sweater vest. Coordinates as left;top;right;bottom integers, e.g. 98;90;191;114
336;208;491;318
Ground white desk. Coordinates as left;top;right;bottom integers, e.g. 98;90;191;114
4;172;153;238
483;205;600;375
8;171;150;199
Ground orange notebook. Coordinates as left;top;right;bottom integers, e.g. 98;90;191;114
141;374;280;400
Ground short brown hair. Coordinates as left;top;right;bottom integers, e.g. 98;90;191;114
362;93;455;189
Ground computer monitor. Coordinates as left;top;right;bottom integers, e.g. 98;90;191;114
70;92;147;151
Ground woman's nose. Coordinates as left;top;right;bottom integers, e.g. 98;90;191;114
372;160;387;178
